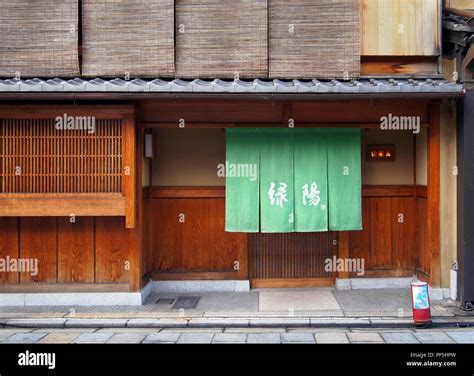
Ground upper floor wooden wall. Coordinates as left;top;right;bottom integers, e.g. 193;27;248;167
0;0;442;79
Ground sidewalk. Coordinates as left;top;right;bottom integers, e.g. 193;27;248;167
1;288;472;330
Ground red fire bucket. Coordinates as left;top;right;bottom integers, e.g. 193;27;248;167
410;281;432;325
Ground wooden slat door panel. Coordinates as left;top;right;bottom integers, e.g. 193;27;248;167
95;217;130;283
58;217;95;283
19;218;57;283
249;232;334;279
0;217;19;283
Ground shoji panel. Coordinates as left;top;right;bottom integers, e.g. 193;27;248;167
0;0;79;78
362;0;440;56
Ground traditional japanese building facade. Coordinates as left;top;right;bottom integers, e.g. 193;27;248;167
0;0;469;306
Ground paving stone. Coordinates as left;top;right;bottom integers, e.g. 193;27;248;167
225;327;286;333
178;333;215;344
161;328;222;333
314;332;349;344
0;332;14;342
32;328;97;333
212;333;247;343
143;332;181;343
247;333;281;344
106;333;146;344
96;328;158;334
39;333;80;344
6;332;48;344
72;332;114;344
413;331;456;344
445;331;474;344
280;333;316;343
347;332;384;343
381;332;420;344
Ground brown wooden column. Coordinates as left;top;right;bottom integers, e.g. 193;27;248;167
129;120;143;292
427;103;441;287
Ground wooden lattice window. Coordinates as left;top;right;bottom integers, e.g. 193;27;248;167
0;106;136;228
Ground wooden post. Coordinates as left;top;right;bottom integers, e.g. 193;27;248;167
128;115;142;292
427;103;441;287
123;114;136;229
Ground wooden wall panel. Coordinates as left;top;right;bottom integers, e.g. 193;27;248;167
362;0;440;56
0;218;19;283
349;197;371;268
209;199;246;274
392;197;415;269
95;217;130;283
19;218;57;283
152;199;181;272
369;197;392;269
180;199;210;271
57;217;94;283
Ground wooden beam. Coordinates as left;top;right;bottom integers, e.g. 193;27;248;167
0;283;130;293
0;194;125;216
0;105;135;119
361;56;440;77
150;186;225;198
250;278;334;288
140;121;430;129
427;104;441;287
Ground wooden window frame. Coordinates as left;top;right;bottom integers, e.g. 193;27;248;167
0;105;136;228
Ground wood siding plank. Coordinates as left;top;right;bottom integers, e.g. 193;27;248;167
19;218;57;283
0;218;19;283
57;217;94;283
369;197;392;269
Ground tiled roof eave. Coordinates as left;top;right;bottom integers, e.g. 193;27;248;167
0;78;465;95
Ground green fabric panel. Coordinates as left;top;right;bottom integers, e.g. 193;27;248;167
294;129;328;232
259;129;294;233
225;129;260;232
327;128;362;230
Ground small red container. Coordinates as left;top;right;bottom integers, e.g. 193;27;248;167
410;281;432;325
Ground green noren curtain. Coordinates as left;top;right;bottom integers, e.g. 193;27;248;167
260;129;294;232
225;128;361;233
225;129;260;232
327;129;362;230
294;129;328;232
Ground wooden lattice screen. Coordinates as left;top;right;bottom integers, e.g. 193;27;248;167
0;119;122;194
0;106;136;228
269;0;360;79
249;232;337;279
0;0;80;78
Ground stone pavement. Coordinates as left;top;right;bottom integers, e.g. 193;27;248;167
1;327;474;344
1;289;472;335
